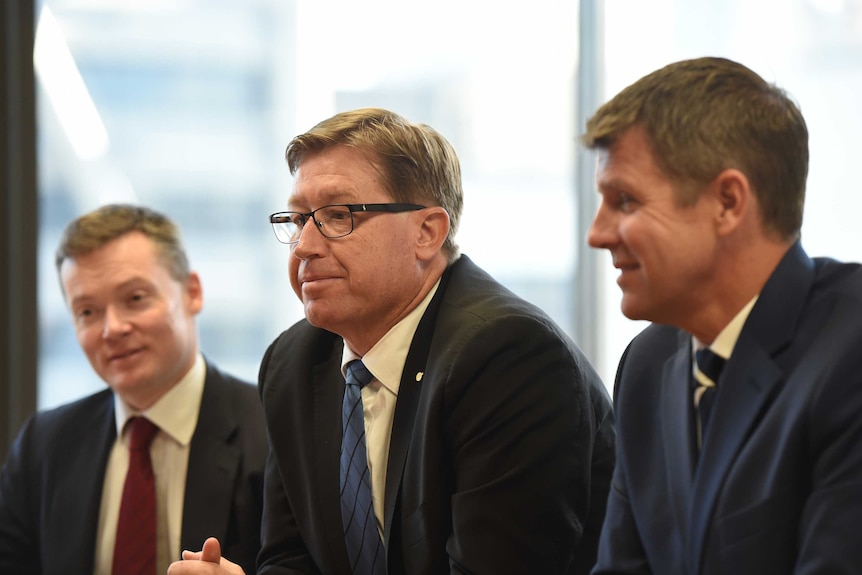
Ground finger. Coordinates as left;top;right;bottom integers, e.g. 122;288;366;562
181;549;203;560
200;537;223;564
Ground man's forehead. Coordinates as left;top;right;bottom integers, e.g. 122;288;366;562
287;184;362;209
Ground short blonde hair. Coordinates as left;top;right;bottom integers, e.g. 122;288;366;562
286;108;463;261
583;57;808;240
56;204;190;280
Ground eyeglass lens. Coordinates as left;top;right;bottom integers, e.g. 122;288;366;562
273;205;354;243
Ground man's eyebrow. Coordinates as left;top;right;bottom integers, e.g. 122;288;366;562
68;293;94;308
596;177;627;193
288;190;361;210
69;277;155;305
116;277;155;290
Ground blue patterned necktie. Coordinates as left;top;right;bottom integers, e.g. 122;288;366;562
341;360;385;575
694;347;725;448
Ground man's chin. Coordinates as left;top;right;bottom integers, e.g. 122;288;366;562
620;297;650;322
303;303;338;331
105;374;145;392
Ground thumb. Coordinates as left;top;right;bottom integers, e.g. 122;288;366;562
200;537;223;563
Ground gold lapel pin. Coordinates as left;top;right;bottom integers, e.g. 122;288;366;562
415;372;424;382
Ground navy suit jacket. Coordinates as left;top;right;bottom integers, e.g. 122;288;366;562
256;255;615;575
0;360;268;575
593;242;862;574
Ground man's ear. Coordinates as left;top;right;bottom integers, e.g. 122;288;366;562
414;207;450;261
184;271;204;315
711;168;751;236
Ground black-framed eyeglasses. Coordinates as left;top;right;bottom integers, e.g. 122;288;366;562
269;203;426;244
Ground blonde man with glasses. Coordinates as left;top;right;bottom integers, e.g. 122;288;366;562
172;108;615;575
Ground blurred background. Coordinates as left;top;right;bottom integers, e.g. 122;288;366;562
4;0;862;444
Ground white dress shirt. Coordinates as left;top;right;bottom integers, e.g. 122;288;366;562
94;353;206;575
692;296;759;372
341;280;440;535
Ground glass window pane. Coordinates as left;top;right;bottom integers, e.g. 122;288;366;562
599;0;862;378
36;0;585;407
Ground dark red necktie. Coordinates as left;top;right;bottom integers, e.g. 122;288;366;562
112;416;159;575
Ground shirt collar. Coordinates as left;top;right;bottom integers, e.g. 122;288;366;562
692;296;759;360
342;279;442;395
114;353;206;446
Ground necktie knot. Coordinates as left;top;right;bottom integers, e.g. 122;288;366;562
127;416;159;451
695;348;725;387
345;360;374;390
693;347;725;449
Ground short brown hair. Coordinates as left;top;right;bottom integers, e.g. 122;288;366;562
286;108;463;261
582;57;808;240
55;204;190;280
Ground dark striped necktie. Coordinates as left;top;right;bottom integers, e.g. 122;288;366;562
340;360;385;575
694;347;725;448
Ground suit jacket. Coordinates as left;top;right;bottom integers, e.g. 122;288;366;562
256;254;615;575
0;359;268;575
593;242;862;575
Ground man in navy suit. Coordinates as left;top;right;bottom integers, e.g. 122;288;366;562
586;56;862;574
0;204;268;575
171;107;615;575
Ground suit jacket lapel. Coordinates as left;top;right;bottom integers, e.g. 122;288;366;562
50;392;116;571
383;264;453;544
660;337;697;537
181;367;242;552
312;350;354;574
687;346;782;569
687;242;815;570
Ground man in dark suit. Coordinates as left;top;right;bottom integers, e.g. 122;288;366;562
0;204;268;575
171;108;615;575
585;56;862;574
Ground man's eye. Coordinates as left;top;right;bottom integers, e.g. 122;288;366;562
616;193;636;211
129;292;150;306
327;210;352;221
74;307;97;324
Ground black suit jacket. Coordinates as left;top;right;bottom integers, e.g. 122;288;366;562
257;255;615;575
0;360;268;575
593;242;862;574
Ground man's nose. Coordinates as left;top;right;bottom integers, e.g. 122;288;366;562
292;217;328;257
102;306;131;338
587;203;616;250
